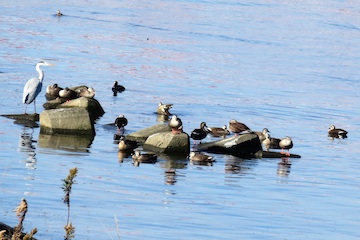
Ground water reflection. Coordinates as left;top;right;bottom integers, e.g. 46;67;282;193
117;150;133;163
18;127;37;170
277;157;292;177
164;169;177;185
37;133;94;153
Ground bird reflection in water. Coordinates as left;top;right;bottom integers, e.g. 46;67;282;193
224;156;244;174
277;157;291;177
18;127;37;170
164;169;177;185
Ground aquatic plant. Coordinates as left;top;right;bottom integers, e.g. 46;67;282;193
11;198;37;240
62;167;78;240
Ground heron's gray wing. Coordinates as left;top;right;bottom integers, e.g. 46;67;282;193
23;77;40;104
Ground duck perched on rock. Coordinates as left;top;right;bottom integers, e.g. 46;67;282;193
279;136;293;156
188;151;215;165
157;102;173;116
132;150;157;164
114;115;128;135
78;87;96;98
255;128;270;142
112;81;125;96
169;115;183;134
228;119;251;134
59;87;78;100
207;125;230;137
262;132;281;151
328;125;348;139
191;122;208;143
46;83;63;99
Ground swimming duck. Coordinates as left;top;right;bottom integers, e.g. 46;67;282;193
56;10;63;17
132;150;157;163
114;115;128;134
59;87;78;100
255;128;270;142
157;102;173;116
328;125;348;139
118;136;138;151
188;151;215;165
191;122;208;143
228;119;251;134
207;125;230;137
112;81;125;96
262;132;281;151
46;83;63;99
279;136;293;156
169;115;183;134
78;87;95;98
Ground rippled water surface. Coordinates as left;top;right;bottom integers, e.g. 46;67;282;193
1;0;360;239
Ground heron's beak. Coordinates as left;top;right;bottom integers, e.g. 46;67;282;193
47;63;56;66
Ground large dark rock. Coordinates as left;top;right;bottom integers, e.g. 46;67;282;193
196;133;262;158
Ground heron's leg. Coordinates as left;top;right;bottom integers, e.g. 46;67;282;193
34;100;37;114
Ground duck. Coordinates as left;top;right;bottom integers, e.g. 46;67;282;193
118;136;138;151
207;125;230;137
132;150;157;163
56;10;63;17
46;83;63;99
328;125;348;139
262;132;281;151
112;81;125;96
228;119;251;134
169;115;183;134
114;115;128;134
255;128;270;142
188;151;215;165
157;102;173;116
78;87;95;98
279;136;293;156
191;122;208;143
59;87;78;100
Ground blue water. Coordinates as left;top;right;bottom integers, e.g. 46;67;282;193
1;0;360;239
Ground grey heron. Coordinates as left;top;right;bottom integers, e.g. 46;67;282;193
23;61;55;114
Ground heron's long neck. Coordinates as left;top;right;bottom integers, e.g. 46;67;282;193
36;64;44;82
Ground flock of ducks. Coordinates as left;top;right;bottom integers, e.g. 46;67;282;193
45;83;96;101
114;101;349;167
25;60;348;168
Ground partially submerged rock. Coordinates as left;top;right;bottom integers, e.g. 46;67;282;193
40;108;94;135
257;151;301;159
1;113;39;128
196;133;262;158
1;113;39;122
126;124;171;144
143;132;190;156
